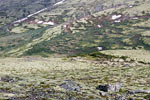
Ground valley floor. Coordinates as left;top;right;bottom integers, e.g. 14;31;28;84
0;56;150;100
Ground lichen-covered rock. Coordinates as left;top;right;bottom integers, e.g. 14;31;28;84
96;83;122;92
0;75;14;82
59;80;81;92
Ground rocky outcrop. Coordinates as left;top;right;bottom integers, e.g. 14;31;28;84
59;80;81;92
96;83;122;92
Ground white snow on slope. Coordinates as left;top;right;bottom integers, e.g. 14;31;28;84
97;25;102;28
37;21;44;24
43;21;55;25
112;15;122;20
114;20;121;23
54;0;65;6
12;0;65;25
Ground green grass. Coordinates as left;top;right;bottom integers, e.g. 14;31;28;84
0;0;57;26
22;12;150;57
0;56;150;99
0;0;150;57
0;26;51;56
0;1;150;99
101;50;150;63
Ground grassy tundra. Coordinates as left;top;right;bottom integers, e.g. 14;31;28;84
0;0;150;99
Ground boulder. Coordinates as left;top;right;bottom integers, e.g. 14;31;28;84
114;95;126;100
59;80;81;92
108;83;122;92
0;75;14;82
96;83;122;92
96;84;109;92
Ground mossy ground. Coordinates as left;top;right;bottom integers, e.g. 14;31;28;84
101;50;150;63
0;56;150;99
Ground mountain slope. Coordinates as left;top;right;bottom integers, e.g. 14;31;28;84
0;0;150;100
0;0;150;57
0;0;61;27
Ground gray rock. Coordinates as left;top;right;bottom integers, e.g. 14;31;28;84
115;95;126;100
108;83;123;92
99;91;107;96
123;64;130;67
96;84;109;92
96;83;122;92
0;75;14;82
60;80;81;92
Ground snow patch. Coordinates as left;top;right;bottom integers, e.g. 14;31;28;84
129;5;133;8
64;25;67;28
54;0;65;6
112;15;122;20
43;21;55;25
97;25;102;28
97;47;103;51
13;18;28;23
114;20;121;23
37;21;43;24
